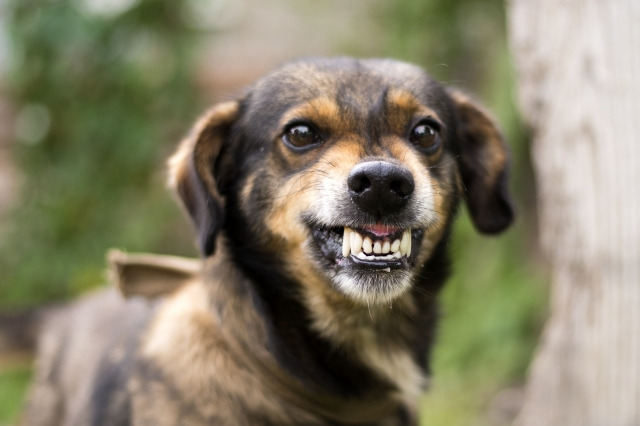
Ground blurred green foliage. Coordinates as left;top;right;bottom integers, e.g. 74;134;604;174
0;363;31;422
0;0;201;307
0;0;547;424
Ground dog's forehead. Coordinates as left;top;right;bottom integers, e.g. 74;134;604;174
244;58;448;120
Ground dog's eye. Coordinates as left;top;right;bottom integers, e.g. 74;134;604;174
410;121;441;154
282;124;321;150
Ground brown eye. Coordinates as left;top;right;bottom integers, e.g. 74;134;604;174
410;121;441;154
282;123;321;150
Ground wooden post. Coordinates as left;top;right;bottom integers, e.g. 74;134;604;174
508;1;640;424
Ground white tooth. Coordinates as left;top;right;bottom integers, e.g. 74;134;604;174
391;239;400;253
393;251;402;259
342;228;351;257
382;240;391;254
382;267;391;273
406;229;412;256
357;252;368;260
351;231;363;255
363;236;373;254
373;241;382;254
400;230;410;256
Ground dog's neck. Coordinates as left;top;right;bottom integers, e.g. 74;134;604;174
211;234;448;415
201;250;413;423
297;275;433;404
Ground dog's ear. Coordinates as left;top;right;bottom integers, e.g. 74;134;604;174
168;101;239;256
450;90;514;234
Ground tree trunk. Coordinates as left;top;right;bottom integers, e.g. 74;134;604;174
508;1;640;425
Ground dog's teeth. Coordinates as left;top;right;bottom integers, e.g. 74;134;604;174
342;228;412;260
350;231;363;255
342;227;351;258
400;229;411;256
373;241;382;254
363;236;373;254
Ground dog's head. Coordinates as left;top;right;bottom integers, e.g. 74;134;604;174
169;58;513;305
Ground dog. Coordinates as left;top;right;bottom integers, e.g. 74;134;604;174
20;57;513;425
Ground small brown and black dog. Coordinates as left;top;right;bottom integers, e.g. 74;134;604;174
21;57;513;425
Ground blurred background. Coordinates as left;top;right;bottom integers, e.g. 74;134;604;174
0;0;547;424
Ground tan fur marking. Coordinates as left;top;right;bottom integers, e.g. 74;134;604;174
387;89;422;114
386;89;442;135
240;172;257;213
166;137;192;191
279;97;343;133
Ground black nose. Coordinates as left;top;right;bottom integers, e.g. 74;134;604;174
347;161;415;216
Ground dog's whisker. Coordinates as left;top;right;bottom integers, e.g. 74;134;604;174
428;156;459;169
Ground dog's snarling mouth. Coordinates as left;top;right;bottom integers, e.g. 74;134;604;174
311;224;424;272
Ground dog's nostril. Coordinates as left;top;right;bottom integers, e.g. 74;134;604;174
390;177;414;198
348;173;371;194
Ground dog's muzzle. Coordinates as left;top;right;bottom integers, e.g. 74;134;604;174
309;160;424;274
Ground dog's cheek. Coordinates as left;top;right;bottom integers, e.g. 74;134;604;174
417;179;451;263
236;170;293;247
262;173;314;249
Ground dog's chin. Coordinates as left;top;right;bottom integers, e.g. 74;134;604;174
309;225;424;304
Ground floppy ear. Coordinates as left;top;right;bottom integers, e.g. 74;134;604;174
168;101;239;256
450;91;514;234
